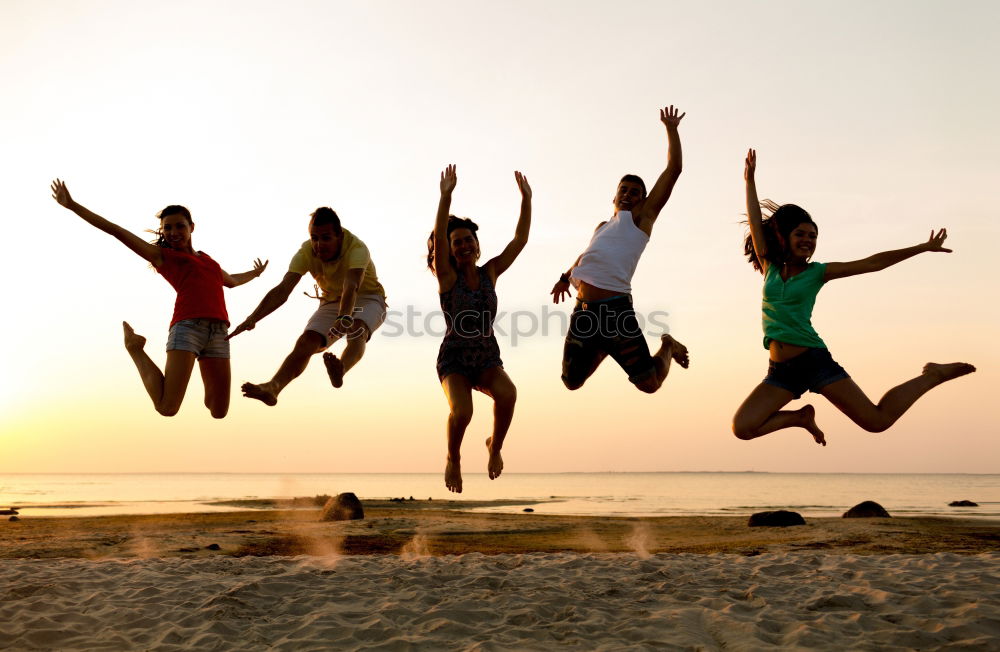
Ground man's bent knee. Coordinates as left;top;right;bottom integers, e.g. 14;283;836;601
561;374;585;391
295;331;327;354
634;379;661;394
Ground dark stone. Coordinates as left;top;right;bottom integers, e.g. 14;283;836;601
205;543;221;551
0;509;17;516
748;510;806;527
523;508;534;513
321;492;364;521
9;516;19;522
843;501;891;518
949;500;979;507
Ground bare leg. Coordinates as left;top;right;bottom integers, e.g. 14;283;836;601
820;362;976;433
477;367;517;480
242;330;326;406
732;382;826;445
199;357;231;419
635;334;689;394
441;374;474;493
323;324;369;388
123;321;196;417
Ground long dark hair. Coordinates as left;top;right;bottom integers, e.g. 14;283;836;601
427;216;479;276
743;201;817;273
149;205;194;248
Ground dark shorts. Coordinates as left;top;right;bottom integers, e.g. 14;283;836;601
437;339;504;385
561;295;655;387
763;347;850;399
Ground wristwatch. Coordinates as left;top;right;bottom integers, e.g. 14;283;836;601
559;273;570;284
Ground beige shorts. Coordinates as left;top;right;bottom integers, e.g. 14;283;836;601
305;294;387;346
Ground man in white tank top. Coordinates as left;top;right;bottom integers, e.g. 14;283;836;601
551;105;690;393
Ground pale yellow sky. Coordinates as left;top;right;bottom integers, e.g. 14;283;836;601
1;0;997;474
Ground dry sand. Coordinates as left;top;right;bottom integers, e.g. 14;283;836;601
1;503;998;649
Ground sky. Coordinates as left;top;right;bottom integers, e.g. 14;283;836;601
1;0;998;476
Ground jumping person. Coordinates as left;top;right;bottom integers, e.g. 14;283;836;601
551;104;690;393
230;207;386;405
428;165;531;493
51;179;267;418
731;149;976;445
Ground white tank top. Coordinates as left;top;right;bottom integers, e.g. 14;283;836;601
570;211;649;293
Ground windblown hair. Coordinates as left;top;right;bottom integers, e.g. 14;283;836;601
619;174;647;198
310;206;343;234
743;201;817;273
150;205;194;248
427;216;480;276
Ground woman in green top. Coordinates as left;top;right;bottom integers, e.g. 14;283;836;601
732;149;975;445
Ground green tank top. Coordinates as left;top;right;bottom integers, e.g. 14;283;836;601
761;261;827;349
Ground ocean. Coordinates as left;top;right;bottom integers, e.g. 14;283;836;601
1;473;997;519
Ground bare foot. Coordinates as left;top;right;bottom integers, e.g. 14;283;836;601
241;382;278;407
445;457;462;493
323;352;344;388
923;362;976;384
796;404;826;446
122;321;146;353
485;437;503;480
662;334;689;369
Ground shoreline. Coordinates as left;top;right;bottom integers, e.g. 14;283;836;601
3;500;998;559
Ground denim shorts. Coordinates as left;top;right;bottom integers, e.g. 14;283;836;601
166;318;230;359
764;347;849;399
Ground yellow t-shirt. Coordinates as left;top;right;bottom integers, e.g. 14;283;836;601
288;229;385;303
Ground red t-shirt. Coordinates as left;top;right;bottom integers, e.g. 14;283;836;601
156;248;228;326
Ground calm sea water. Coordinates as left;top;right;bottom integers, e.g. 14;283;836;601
0;473;996;519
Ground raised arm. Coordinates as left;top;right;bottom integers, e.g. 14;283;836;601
486;171;532;280
433;165;458;290
824;229;952;281
744;149;768;272
226;271;301;339
636;105;685;227
51;179;163;266
223;258;269;288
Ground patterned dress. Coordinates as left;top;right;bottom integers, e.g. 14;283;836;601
436;266;503;382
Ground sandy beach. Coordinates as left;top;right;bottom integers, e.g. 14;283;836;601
1;502;999;649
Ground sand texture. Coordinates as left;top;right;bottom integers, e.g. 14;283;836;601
1;552;998;650
2;506;999;649
3;503;1000;559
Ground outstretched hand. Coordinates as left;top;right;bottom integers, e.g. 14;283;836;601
550;279;571;304
515;170;531;199
923;228;952;253
51;179;73;208
252;258;269;277
745;148;756;182
440;164;457;195
226;318;256;340
660;105;686;129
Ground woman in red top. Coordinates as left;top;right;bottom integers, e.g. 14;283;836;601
51;179;267;418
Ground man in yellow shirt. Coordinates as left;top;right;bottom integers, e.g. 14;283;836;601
228;207;386;406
